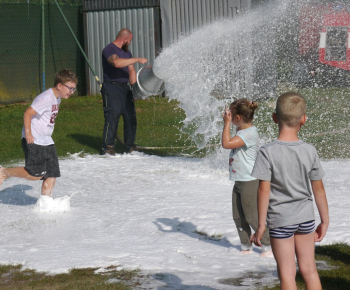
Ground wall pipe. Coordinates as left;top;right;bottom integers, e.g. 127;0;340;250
53;0;102;88
42;0;45;91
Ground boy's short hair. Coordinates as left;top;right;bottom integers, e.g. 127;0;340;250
276;92;306;127
54;69;78;86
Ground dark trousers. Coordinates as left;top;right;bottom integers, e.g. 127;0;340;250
101;82;137;152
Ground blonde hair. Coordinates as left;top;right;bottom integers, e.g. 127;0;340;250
54;68;78;86
276;92;306;127
230;98;258;123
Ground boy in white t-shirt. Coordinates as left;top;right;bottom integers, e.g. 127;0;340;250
0;69;78;198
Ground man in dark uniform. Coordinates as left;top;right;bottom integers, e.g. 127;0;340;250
101;28;148;155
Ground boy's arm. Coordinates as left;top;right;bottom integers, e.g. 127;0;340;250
250;180;270;247
311;179;329;242
221;108;245;149
23;107;38;144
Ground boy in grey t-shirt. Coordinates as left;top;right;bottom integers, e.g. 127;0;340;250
250;92;329;289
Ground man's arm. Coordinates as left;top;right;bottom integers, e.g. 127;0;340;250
23;107;38;144
129;63;137;85
107;54;148;68
311;179;329;242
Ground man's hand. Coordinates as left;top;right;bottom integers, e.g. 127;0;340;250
138;58;148;65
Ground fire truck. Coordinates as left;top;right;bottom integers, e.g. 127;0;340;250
293;1;350;87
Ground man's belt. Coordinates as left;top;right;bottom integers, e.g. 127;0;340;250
104;81;129;85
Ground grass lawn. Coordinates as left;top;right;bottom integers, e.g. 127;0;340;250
2;88;350;165
0;95;196;165
1;89;350;289
0;264;144;289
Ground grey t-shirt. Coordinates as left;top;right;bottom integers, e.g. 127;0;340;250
251;140;325;229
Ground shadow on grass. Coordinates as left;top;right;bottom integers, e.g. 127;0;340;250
68;134;103;152
0;184;36;206
315;243;350;265
218;271;277;288
314;243;350;290
153;272;217;289
68;133;135;155
319;277;350;290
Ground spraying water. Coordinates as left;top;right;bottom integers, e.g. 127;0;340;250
153;0;291;150
153;0;350;161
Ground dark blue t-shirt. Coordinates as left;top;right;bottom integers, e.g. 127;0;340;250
102;43;132;83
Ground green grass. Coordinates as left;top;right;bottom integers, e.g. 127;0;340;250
253;87;350;159
0;95;198;165
0;264;144;289
1;88;350;165
1;243;349;289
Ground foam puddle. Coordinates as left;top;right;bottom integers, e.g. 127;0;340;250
33;193;77;212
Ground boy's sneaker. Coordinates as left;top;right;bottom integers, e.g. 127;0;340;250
103;145;116;156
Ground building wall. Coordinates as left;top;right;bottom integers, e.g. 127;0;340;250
83;1;161;95
83;0;278;98
160;0;251;48
82;0;253;95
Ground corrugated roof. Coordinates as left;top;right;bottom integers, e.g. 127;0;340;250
82;0;160;12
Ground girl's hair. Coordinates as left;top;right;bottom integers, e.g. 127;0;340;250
229;98;258;123
54;68;78;86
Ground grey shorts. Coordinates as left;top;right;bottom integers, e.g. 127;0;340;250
22;138;60;179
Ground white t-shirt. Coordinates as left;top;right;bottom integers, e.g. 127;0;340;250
22;88;61;145
229;126;259;181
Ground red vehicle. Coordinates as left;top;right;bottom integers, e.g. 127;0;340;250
319;8;350;70
294;1;350;86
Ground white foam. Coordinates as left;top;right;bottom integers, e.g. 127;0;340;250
0;155;349;289
33;195;71;213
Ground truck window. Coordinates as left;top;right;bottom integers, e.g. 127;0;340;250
325;27;347;61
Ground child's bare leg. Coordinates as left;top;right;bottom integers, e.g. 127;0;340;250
271;237;298;290
0;167;6;188
41;177;56;196
295;232;322;290
0;167;42;188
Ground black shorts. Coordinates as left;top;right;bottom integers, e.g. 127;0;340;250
21;138;60;179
